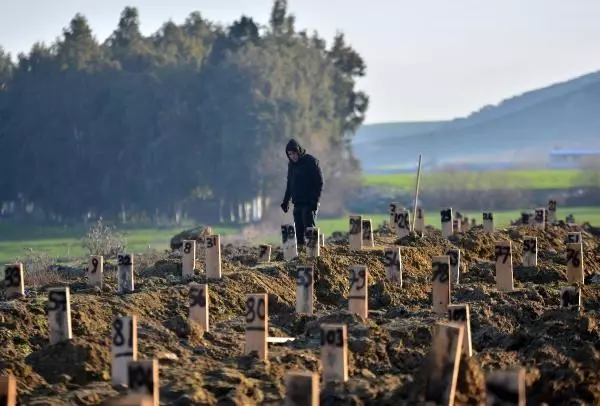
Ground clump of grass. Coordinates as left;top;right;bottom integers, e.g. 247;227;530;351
81;217;126;258
17;248;61;288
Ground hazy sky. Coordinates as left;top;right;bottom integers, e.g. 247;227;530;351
1;0;600;124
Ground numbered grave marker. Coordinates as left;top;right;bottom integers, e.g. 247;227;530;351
281;224;298;261
112;315;138;386
462;217;470;232
383;247;402;285
448;304;473;357
522;237;537;267
389;202;399;230
520;212;532;226
440;208;453;238
432;256;451;314
189;282;209;331
566;214;575;224
305;227;320;257
319;233;325;247
284;370;319;406
485;368;525;406
483;212;494;233
446;249;461;285
349;215;363;250
127;359;158;406
494;241;514;292
245;293;268;360
566;242;584;284
534;208;545;230
196;236;207;260
181;240;196;279
87;255;103;287
395;209;411;238
349;265;368;319
424;322;464;406
567;232;581;244
560;286;581;312
295;266;314;315
0;374;16;406
361;219;374;248
258;244;271;263
548;199;557;224
320;324;348;383
205;235;222;279
117;253;134;293
48;287;72;345
414;207;425;234
3;263;24;299
452;219;461;233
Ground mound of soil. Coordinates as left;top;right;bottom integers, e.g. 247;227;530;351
1;222;600;405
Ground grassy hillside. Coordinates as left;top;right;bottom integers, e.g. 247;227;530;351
353;70;600;171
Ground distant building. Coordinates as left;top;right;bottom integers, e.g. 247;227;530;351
548;149;600;169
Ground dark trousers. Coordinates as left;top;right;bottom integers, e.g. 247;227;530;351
293;205;316;246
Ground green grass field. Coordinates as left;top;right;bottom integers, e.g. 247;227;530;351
364;169;596;191
315;206;600;238
2;205;599;264
0;224;236;264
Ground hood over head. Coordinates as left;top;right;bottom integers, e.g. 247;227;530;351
285;139;306;160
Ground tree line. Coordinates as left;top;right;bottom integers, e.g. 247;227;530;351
0;0;368;226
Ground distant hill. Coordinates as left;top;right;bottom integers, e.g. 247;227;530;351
354;70;600;172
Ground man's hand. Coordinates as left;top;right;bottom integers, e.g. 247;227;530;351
311;202;320;214
281;201;289;213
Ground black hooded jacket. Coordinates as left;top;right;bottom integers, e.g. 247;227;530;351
282;139;324;208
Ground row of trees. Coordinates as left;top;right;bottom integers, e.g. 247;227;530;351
0;1;369;225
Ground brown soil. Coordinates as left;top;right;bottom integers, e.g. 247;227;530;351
2;223;600;405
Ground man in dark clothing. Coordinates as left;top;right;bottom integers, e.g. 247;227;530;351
281;139;324;248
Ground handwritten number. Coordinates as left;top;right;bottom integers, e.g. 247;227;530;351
320;328;344;347
495;246;510;264
349;218;361;235
350;268;366;290
446;251;458;267
362;222;371;239
296;268;313;288
396;212;409;229
440;209;451;223
183;242;192;254
383;250;398;267
128;365;153;394
189;286;206;307
524;239;536;252
118;254;132;266
113;318;125;346
4;266;20;287
48;291;67;311
245;297;266;323
432;263;449;283
306;230;318;248
567;248;581;267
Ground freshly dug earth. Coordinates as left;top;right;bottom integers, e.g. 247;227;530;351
1;223;600;405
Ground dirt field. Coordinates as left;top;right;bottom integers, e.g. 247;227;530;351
1;222;600;405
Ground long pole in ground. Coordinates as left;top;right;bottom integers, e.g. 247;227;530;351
412;154;423;232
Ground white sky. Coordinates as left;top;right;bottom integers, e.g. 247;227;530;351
1;0;599;124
